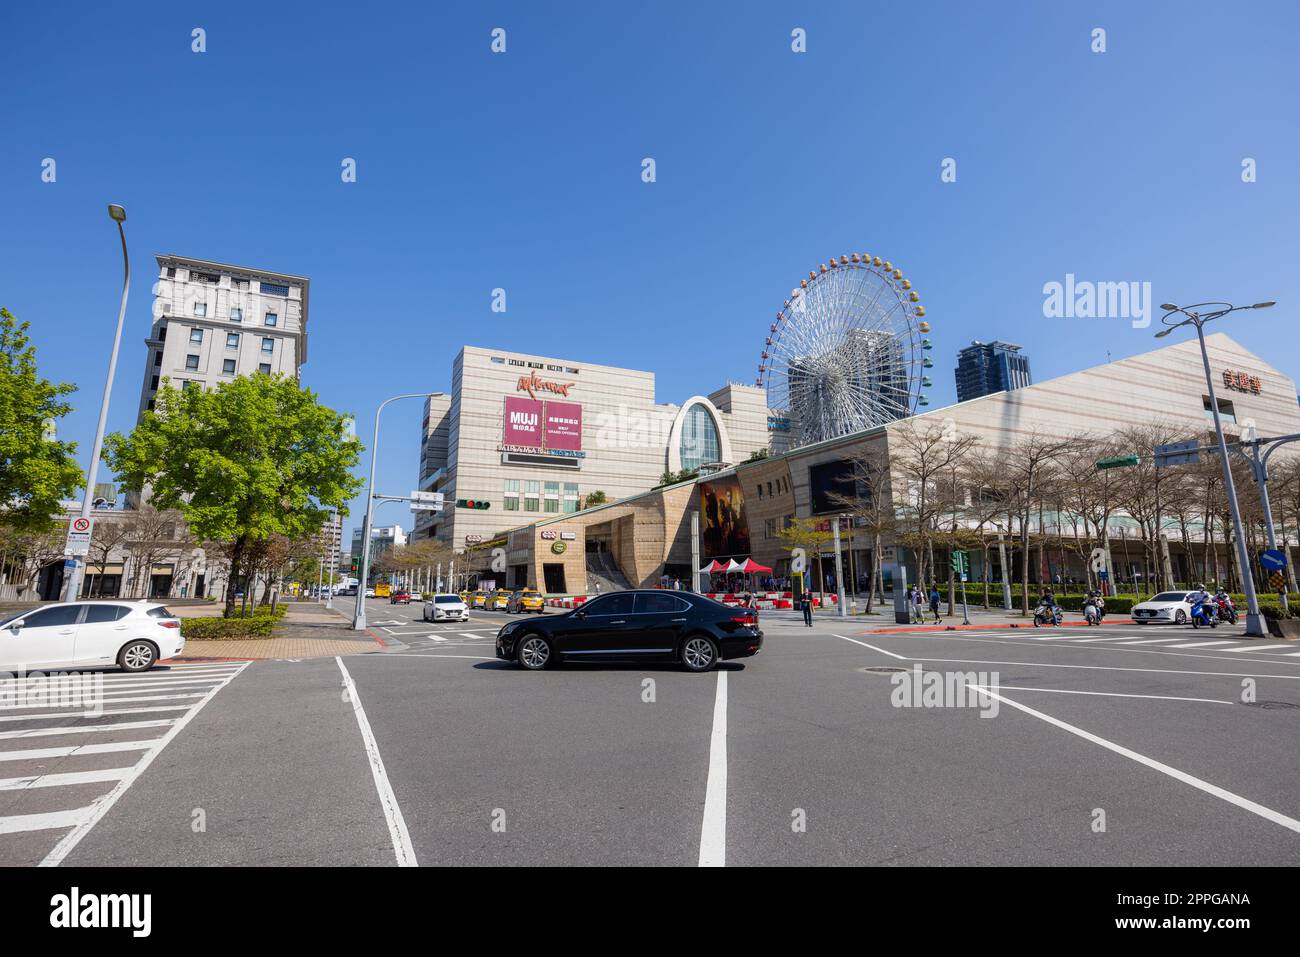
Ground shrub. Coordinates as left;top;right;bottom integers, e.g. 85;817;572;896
182;615;276;640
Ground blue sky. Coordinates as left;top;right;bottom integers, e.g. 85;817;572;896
3;1;1297;545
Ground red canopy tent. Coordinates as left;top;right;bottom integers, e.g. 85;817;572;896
738;558;772;574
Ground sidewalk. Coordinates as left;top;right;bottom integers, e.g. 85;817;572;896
175;601;387;661
765;604;1136;633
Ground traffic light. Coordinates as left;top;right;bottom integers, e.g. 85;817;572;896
951;551;968;575
456;499;491;510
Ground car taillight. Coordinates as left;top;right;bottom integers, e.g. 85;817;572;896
159;620;180;629
730;614;756;625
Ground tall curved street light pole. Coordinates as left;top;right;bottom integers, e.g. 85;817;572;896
352;393;438;631
63;205;130;603
1155;299;1276;637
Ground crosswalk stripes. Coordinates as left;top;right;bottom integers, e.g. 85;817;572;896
0;661;247;861
1167;640;1240;649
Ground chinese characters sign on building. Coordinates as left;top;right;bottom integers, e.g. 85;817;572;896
503;396;543;447
1222;370;1263;394
501;397;584;454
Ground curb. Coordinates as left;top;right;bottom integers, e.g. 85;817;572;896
863;618;1140;635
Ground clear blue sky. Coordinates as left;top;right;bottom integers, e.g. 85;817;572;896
3;1;1297;546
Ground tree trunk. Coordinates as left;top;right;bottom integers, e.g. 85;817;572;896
224;538;245;619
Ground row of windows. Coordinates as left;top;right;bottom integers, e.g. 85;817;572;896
164;267;289;299
502;480;580;513
763;515;795;539
755;476;789;499
150;361;274;392
184;329;277;352
191;302;279;326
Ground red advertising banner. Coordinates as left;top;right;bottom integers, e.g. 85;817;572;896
543;400;583;451
503;396;543;448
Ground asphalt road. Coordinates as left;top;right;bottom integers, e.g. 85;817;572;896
3;598;1299;866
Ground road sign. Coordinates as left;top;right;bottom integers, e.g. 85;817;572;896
1260;549;1287;572
1155;440;1201;469
1096;455;1140;470
64;516;93;556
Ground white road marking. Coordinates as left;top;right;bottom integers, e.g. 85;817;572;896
965;683;1300;835
38;661;250;867
698;669;727;868
0;704;191;723
1111;638;1189;645
395;654;495;660
833;634;909;660
1166;641;1240;649
0;767;133;791
335;657;417;867
912;656;1300;681
984;685;1233;705
0;808;94;835
0;740;157;762
0;719;176;740
1068;636;1149;643
1218;644;1293;653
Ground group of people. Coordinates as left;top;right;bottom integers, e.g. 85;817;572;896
905;584;945;624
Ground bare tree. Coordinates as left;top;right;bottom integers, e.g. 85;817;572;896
827;442;896;611
889;420;979;591
1003;433;1071;615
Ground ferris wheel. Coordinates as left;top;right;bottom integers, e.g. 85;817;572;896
757;252;933;448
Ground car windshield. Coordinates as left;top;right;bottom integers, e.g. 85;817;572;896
1152;592;1191;602
434;596;461;604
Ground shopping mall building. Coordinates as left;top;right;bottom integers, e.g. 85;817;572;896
427;333;1300;596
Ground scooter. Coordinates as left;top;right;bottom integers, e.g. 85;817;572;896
1033;603;1063;627
1190;598;1218;629
1215;597;1238;624
1083;600;1100;626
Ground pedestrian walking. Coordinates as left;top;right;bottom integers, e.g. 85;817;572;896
911;585;924;623
929;584;942;623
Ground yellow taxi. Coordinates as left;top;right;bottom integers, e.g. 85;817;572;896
508;589;545;614
486;590;512;611
467;591;490;609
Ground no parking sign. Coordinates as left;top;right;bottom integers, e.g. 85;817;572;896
64;516;93;556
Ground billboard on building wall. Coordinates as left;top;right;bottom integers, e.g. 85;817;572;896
543;401;583;451
503;396;543;448
698;475;751;559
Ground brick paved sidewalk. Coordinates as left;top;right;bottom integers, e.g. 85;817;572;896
173;601;389;661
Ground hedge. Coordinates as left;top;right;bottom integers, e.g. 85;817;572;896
936;588;1298;618
182;615;276;640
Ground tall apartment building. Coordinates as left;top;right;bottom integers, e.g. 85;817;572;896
137;255;309;417
954;340;1032;402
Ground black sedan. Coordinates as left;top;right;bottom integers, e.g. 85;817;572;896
495;590;761;672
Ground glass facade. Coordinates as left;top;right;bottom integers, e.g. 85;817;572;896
679;403;720;471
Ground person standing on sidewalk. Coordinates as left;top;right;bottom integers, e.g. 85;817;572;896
800;592;813;627
910;585;924;623
929;583;942;623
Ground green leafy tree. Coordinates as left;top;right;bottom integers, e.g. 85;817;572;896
0;308;83;531
105;374;363;617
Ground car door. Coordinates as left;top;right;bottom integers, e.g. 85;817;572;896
75;603;133;666
633;592;690;655
559;593;637;656
2;604;83;671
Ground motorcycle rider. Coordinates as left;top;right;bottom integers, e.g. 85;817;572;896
1191;583;1215;623
1038;587;1060;625
1083;588;1104;624
1213;587;1236;622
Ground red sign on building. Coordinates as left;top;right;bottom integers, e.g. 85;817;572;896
503;396;543;447
543;400;583;451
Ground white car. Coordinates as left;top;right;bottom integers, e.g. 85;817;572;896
0;601;184;673
423;594;470;622
1131;590;1197;625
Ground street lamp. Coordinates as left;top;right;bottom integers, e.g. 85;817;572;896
1156;299;1275;637
63;205;130;602
352;392;443;630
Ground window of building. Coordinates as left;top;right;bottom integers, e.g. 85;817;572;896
524;480;539;512
562;482;579;513
226;332;240;348
222;359;236;375
165;266;176;279
1203;396;1237;424
261;337;274;353
679;403;721;471
767;481;773;497
231;278;249;290
504;479;520;511
185;354;200;370
230;307;243;322
765;518;777;539
189;328;203;343
153;351;162;367
260;281;290;297
191;271;219;284
490;356;505;364
147;399;155;411
193;302;207;317
756;485;763;499
182;380;197;390
150;375;159;391
264;312;278;327
258;362;271;374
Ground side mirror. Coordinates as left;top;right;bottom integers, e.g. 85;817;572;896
573;609;586;619
9;619;24;633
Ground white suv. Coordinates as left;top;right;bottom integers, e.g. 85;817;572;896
0;601;185;673
423;594;470;622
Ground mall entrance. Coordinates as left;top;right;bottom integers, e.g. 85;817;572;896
543;563;566;593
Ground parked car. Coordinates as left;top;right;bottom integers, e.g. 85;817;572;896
1132;591;1198;625
389;590;412;605
0;601;184;673
507;589;545;614
365;588;375;598
423;594;470;622
486;590;511;611
495;590;762;672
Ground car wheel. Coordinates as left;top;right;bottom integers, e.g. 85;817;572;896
118;640;158;673
1174;610;1187;624
517;635;552;670
681;635;719;673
